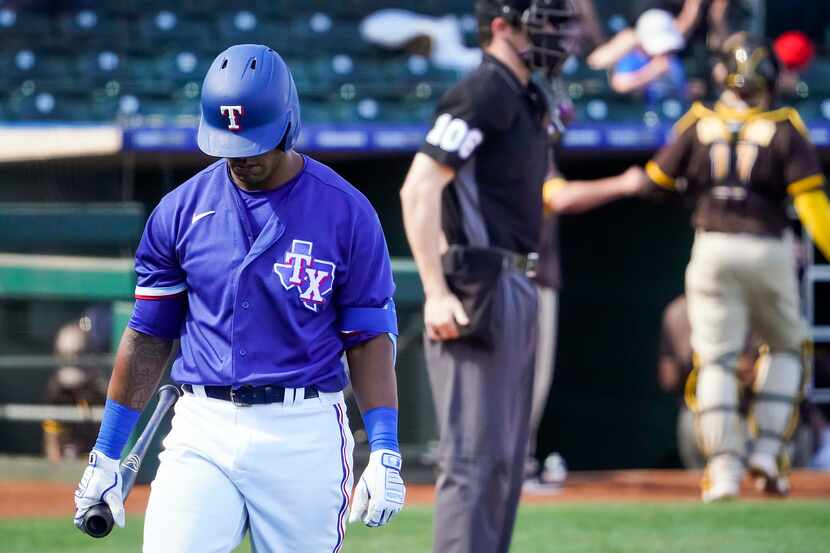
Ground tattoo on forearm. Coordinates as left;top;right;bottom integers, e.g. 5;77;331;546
116;329;175;410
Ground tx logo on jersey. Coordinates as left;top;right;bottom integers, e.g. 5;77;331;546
220;105;244;131
273;240;336;312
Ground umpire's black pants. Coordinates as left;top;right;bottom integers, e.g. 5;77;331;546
425;270;537;553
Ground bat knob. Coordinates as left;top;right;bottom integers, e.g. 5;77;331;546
80;503;114;538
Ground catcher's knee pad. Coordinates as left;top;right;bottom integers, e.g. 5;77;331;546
749;348;806;459
691;353;746;461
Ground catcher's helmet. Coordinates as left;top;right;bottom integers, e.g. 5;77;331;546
476;0;579;76
721;33;779;99
197;44;301;158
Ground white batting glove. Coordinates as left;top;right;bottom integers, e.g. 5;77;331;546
349;449;405;527
73;450;126;529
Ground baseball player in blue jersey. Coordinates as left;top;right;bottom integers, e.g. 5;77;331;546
72;44;405;552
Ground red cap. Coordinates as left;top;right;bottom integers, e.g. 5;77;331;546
773;31;815;71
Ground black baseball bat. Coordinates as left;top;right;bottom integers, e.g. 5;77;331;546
79;384;182;538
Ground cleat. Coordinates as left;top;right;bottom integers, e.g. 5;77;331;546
701;478;740;503
701;461;741;503
747;452;791;497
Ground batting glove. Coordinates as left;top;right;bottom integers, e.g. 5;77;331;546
349;449;405;527
73;450;126;529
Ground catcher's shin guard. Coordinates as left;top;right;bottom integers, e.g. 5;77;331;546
689;353;746;500
747;346;808;494
693;353;746;460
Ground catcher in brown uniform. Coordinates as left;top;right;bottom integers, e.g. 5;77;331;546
627;34;830;501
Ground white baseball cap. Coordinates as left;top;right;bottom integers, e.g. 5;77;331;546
636;9;685;56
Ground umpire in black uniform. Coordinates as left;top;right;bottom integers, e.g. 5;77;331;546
401;1;643;548
400;2;576;551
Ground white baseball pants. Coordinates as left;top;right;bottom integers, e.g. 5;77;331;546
686;231;806;478
143;388;354;553
529;286;558;460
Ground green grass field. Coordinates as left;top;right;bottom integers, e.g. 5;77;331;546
2;501;829;553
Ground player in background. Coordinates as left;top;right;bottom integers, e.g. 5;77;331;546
401;1;642;550
73;44;404;552
527;74;644;489
623;33;830;501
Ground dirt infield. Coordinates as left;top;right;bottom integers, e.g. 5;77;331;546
3;469;830;519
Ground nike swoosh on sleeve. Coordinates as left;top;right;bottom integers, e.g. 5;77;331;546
191;210;216;224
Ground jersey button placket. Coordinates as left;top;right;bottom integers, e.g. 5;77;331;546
241;300;250;309
231;268;247;381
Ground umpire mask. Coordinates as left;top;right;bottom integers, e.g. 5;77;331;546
476;0;579;77
523;0;579;77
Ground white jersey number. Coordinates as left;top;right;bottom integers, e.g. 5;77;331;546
425;113;483;160
709;141;759;186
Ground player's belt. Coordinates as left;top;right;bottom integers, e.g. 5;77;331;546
181;383;319;406
444;245;539;279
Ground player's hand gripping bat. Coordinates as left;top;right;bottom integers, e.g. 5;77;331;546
78;385;181;538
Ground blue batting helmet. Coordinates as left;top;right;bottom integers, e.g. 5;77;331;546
197;44;301;158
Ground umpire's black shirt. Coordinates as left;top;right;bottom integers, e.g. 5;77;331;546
419;54;549;255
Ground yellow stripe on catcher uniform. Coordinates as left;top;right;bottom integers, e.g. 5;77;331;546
793;188;830;260
645;161;676;190
542;177;567;214
787;174;825;196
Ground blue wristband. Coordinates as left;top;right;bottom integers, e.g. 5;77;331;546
363;406;399;453
93;399;141;459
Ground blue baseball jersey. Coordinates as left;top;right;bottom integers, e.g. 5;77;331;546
128;156;396;392
614;49;687;105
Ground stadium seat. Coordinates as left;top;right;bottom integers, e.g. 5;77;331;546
156;51;212;85
0;1;825;133
57;10;131;50
331;58;396;96
4;92;95;122
303;57;344;97
135;11;213;52
5;50;70;81
97;0;177;16
382;100;436;123
212;17;303;57
3;51;85;96
0;8;54;43
563;59;612;98
792;99;828;121
574;98;646;123
300;101;330;124
289;60;329;99
76;51;133;91
128;95;200;121
178;0;230;17
403;0;468;16
803;61;830;96
86;93;120;122
275;0;361;19
217;10;264;43
403;81;451;104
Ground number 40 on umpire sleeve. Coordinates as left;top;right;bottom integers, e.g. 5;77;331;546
426;113;483;160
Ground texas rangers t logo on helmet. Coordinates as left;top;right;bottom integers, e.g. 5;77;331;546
220;105;244;131
274;240;336;312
